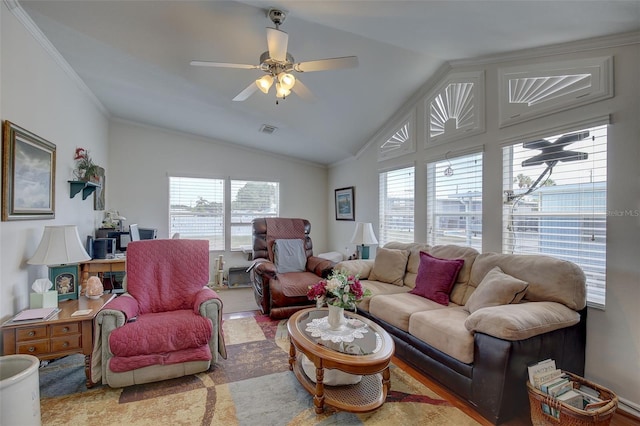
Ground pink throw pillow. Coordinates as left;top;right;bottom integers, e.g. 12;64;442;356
410;251;464;305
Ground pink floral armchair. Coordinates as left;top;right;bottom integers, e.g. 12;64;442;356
93;239;226;387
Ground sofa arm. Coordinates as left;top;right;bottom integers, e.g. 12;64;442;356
334;259;375;279
197;292;226;361
464;301;580;341
306;256;335;278
93;294;138;384
252;258;277;278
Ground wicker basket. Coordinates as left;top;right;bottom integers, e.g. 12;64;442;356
527;371;618;426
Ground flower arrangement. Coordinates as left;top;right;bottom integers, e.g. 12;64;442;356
307;269;371;310
73;147;100;182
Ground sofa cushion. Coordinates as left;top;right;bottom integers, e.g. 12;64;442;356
368;247;410;286
410;252;464;305
409;306;474;364
467;252;586;310
464;301;581;340
369;292;449;331
355;280;411;311
464;266;529;313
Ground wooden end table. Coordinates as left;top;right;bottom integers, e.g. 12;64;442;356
1;293;115;388
287;308;395;414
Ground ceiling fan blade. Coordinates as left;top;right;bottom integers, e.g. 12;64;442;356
190;60;259;70
294;56;358;73
291;79;316;102
266;27;288;62
232;82;258;101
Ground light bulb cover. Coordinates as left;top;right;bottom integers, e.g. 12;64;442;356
278;72;296;91
275;82;291;98
255;75;274;94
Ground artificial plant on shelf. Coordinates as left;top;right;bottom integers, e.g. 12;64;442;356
73;147;100;182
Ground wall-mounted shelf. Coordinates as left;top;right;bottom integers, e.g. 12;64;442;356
69;180;100;200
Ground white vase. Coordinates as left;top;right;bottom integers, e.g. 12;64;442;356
327;304;347;331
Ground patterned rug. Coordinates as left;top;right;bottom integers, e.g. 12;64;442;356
39;314;480;426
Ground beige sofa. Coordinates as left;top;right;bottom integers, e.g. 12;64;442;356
336;242;587;424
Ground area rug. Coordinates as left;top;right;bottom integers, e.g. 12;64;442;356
38;314;480;426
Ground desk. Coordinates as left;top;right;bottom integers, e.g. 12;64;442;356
80;258;126;293
2;294;115;388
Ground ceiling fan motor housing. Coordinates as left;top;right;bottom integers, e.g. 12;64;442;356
259;51;294;75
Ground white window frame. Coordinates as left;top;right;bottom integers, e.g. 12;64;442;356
425;70;485;146
378;111;416;162
498;56;613;127
501;121;608;308
169;176;280;251
426;150;483;250
379;165;415;245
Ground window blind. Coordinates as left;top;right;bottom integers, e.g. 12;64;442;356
230;180;279;250
169;176;224;250
379;166;415;245
502;125;607;308
426;152;483;250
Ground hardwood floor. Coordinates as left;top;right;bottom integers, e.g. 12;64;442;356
226;310;638;426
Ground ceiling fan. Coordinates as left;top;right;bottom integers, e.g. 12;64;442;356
190;8;358;103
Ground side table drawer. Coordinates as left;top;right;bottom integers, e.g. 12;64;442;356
17;339;49;355
17;326;47;341
51;335;81;352
52;323;80;336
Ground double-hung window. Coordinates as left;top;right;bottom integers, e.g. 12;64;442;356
169;176;224;250
379;166;415;244
230;180;279;250
426;151;483;250
169;177;279;251
502;125;607;307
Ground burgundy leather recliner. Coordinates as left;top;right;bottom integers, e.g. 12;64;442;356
250;218;335;319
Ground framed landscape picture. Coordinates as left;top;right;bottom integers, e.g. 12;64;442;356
335;186;355;221
2;121;56;221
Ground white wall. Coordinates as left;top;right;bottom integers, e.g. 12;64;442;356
328;39;640;413
107;119;329;276
0;3;109;324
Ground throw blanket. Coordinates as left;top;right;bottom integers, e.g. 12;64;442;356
91;289;227;384
265;218;307;262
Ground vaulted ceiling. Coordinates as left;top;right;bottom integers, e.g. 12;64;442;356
17;0;640;165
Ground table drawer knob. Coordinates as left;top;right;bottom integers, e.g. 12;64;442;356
62;342;69;348
28;347;35;353
62;327;69;333
28;331;35;337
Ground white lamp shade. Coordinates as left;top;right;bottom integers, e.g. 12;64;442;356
28;225;91;266
350;222;378;245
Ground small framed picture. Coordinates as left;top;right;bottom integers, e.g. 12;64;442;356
335;186;355;221
49;265;79;301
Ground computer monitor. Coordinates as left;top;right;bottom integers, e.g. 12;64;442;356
129;224;140;241
138;227;158;240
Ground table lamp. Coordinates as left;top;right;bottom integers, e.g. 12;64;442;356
350;222;378;260
28;225;91;302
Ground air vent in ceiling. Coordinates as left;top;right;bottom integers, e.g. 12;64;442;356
259;124;278;135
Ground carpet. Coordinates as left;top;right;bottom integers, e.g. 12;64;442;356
38;314;481;426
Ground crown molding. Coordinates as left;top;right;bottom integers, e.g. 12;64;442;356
451;31;640;68
4;0;109;116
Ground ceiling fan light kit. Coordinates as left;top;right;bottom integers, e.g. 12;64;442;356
190;8;358;104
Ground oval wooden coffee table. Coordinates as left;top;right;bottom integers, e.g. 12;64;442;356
287;308;395;414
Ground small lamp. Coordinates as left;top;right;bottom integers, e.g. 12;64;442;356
350;222;378;260
28;225;91;301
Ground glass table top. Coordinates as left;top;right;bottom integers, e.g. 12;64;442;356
294;309;383;356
